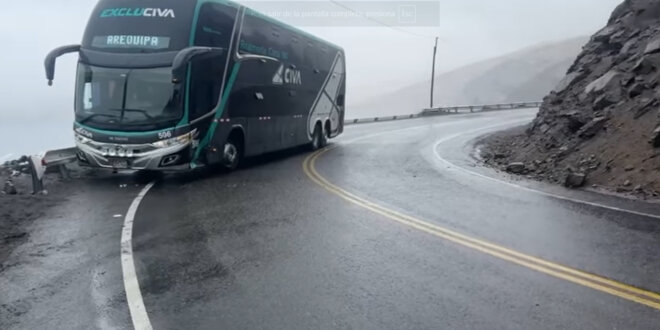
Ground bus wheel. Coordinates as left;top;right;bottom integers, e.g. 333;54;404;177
222;137;242;170
310;124;326;150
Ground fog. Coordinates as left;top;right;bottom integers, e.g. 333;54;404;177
0;0;621;154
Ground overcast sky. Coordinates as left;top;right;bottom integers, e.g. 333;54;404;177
0;0;621;122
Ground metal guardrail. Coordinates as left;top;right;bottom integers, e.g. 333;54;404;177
344;113;422;125
344;101;541;125
42;147;78;168
16;147;77;194
344;102;543;125
421;101;542;116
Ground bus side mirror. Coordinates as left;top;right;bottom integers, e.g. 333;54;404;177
171;47;224;84
44;44;81;86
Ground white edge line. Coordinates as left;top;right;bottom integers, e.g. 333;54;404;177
121;182;156;330
430;121;660;220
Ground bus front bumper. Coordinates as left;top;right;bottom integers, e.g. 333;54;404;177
75;140;192;171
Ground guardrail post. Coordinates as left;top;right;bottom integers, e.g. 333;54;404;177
26;156;45;194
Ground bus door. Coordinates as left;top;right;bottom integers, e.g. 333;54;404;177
229;57;282;155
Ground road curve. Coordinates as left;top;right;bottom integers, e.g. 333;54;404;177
129;109;660;329
3;109;660;329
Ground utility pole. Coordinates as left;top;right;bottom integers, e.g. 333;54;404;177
430;37;438;108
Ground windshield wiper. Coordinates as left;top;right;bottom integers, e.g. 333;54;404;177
122;108;155;120
108;108;155;120
78;113;118;124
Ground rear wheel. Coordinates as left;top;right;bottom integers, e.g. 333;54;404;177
222;136;242;170
310;124;326;150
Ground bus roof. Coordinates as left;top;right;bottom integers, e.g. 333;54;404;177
211;0;343;51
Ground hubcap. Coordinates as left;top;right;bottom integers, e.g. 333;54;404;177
223;143;237;164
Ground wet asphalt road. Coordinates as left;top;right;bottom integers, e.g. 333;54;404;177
3;109;660;329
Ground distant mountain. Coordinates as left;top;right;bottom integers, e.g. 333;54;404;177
351;36;588;118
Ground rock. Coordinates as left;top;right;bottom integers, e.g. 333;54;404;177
493;152;506;159
610;29;627;44
644;36;660;54
623;180;632;187
628;83;645;98
620;38;637;55
527;163;538;172
3;180;17;195
559;111;586;132
553;72;580;94
633;98;656;118
650;126;660;147
584;70;622;95
578;117;608;139
506;162;526;174
593;25;617;43
625;165;635;171
633;56;656;75
564;172;586;188
593;94;617;111
634;184;643;191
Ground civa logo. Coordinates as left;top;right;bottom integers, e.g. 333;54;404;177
272;64;302;85
100;8;176;18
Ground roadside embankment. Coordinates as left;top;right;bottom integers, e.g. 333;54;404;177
480;0;660;198
0;159;73;270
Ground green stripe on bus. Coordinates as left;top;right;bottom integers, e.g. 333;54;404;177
190;62;241;167
186;0;240;127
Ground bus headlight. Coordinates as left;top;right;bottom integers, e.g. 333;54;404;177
75;133;91;145
152;132;193;148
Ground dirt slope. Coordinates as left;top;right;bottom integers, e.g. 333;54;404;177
481;0;660;197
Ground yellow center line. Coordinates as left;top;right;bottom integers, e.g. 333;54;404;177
303;147;660;311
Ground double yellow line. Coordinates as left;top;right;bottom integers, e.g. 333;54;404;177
303;148;660;311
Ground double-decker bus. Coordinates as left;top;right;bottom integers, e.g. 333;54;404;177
45;0;346;171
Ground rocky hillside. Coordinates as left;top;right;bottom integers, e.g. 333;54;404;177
482;0;660;197
352;37;587;117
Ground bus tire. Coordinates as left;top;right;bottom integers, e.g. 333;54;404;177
222;134;243;170
324;121;332;143
310;123;326;150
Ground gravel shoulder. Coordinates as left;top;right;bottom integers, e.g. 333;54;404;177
0;166;73;270
477;124;660;201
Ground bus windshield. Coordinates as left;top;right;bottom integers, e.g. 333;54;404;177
75;64;182;131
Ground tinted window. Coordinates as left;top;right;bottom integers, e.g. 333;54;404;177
239;10;290;62
188;3;237;120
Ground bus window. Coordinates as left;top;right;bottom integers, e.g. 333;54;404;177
82;83;93;110
189;3;237;121
289;35;303;66
304;41;319;72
